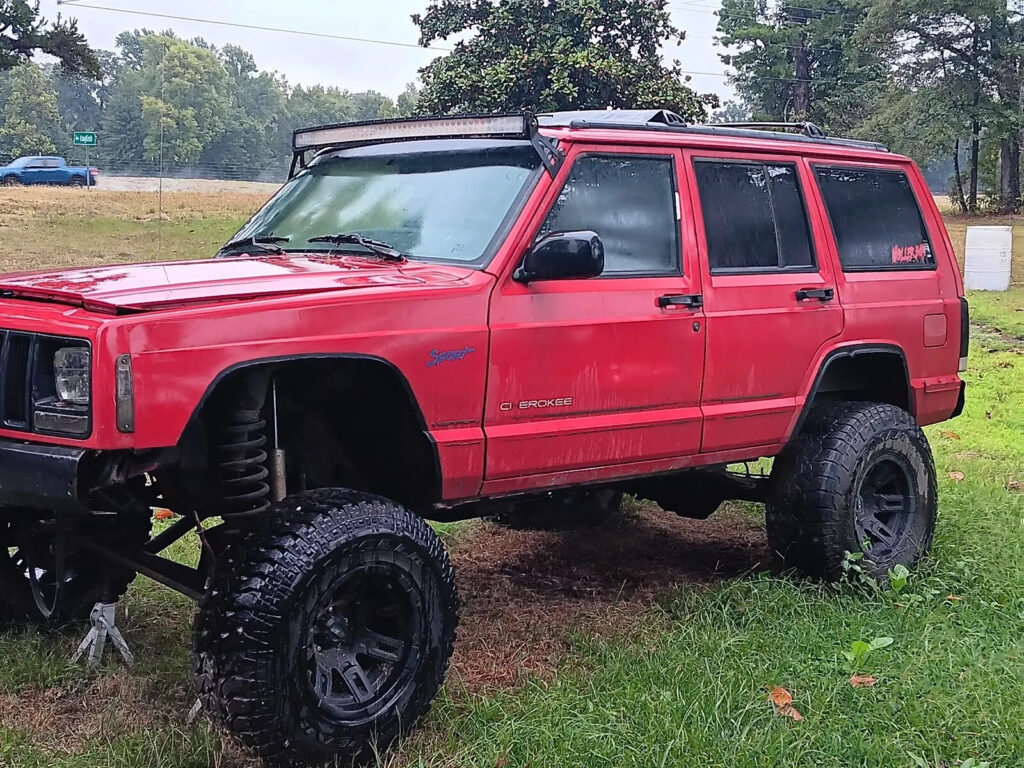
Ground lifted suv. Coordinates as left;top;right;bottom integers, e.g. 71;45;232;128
0;111;967;765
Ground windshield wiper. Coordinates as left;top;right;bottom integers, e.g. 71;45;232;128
216;235;290;257
307;233;406;262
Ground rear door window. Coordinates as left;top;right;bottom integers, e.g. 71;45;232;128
693;160;815;273
814;166;934;270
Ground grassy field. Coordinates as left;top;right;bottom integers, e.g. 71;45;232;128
0;187;1021;768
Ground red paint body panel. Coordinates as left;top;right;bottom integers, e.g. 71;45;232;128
0;124;965;505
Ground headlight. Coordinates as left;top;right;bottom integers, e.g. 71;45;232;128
54;346;91;405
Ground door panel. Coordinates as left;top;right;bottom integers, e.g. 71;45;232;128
483;146;706;489
685;152;844;453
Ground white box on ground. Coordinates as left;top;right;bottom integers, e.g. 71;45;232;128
964;225;1012;291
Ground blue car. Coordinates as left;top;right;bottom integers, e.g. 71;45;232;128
0;156;99;186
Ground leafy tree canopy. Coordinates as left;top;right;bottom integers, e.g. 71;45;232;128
717;0;883;132
414;0;717;121
0;0;98;77
0;61;62;157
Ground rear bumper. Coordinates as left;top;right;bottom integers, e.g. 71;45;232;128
0;439;85;511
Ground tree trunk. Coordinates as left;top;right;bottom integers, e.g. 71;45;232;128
999;138;1021;212
969;122;980;213
792;32;811;120
952;137;968;213
967;32;981;213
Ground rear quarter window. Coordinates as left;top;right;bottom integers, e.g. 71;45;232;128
814;166;934;271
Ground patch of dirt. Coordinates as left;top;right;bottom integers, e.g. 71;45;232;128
447;504;769;690
0;672;178;753
0;669;262;766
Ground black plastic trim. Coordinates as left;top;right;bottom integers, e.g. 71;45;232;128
183;353;444;505
959;296;970;359
0;439;86;512
563;120;889;152
791;343;913;439
950;380;966;419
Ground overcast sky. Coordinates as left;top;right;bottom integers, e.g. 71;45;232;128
41;0;733;103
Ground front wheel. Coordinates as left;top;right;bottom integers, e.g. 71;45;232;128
0;502;150;624
1;176;21;186
766;401;937;581
192;489;459;766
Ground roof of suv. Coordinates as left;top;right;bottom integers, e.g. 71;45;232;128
537;109;889;153
289;110;899;177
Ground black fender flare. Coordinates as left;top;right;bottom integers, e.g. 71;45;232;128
180;353;443;503
789;343;912;441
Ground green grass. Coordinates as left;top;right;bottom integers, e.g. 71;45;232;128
0;190;1021;767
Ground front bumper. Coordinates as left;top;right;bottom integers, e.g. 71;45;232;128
0;439;85;512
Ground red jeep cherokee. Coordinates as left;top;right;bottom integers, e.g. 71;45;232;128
0;111;967;765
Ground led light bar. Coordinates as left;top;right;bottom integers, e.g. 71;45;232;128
293;114;532;151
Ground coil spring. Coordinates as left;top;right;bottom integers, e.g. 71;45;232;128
216;407;270;524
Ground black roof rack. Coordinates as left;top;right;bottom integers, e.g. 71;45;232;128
539;110;888;153
715;121;827;138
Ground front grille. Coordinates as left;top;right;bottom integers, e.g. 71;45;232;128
0;332;32;427
0;330;91;437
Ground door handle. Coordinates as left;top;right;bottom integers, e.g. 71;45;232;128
795;287;835;302
658;293;703;309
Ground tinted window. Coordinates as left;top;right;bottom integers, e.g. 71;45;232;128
815;166;934;270
540;155;679;276
229;142;539;266
694;161;814;272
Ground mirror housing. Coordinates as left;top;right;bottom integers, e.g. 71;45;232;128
514;230;604;283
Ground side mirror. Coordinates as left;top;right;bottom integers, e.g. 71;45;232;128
514;230;604;283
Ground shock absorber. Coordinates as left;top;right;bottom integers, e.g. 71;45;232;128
215;406;270;525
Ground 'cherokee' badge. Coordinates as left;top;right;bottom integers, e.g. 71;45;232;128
499;397;574;412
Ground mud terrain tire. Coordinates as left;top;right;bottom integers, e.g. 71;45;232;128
766;402;937;581
192;489;459;767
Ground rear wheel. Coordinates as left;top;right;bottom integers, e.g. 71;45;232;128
192;489;458;766
766;401;937;581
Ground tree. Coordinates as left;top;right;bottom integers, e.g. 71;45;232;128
137;35;230;163
709;98;752;123
100;67;146;164
202;43;289;171
413;0;716;120
350;90;399;121
0;61;63;158
0;0;98;77
858;0;1020;212
717;0;883;132
396;82;422;116
48;49;120;132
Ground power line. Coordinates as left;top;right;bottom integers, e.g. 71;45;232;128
53;1;873;89
667;3;862;35
54;2;452;52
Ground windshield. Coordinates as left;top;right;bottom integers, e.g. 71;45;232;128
227;140;540;266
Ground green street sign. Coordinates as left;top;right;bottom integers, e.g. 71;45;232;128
73;131;97;146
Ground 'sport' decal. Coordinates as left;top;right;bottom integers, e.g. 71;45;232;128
426;346;476;367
